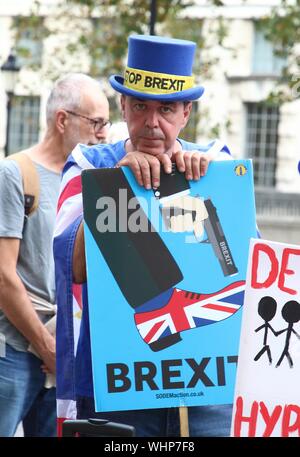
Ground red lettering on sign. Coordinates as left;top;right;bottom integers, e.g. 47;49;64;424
260;401;282;437
281;404;300;437
251;243;279;289
278;248;300;295
234;398;300;436
233;396;258;437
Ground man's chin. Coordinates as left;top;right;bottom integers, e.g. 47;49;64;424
137;141;165;156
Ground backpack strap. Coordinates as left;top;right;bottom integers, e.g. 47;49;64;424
6;152;40;217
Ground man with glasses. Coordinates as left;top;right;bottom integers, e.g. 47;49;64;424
65;110;111;136
0;73;110;436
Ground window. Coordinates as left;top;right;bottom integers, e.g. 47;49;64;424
7;96;40;155
245;103;279;188
252;24;286;76
16;27;43;67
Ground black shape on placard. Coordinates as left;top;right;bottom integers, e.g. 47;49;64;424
82;168;183;309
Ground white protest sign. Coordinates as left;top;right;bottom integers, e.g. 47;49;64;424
231;238;300;437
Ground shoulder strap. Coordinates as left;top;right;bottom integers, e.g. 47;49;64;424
6;152;40;216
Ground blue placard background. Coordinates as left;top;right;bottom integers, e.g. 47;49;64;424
83;160;257;411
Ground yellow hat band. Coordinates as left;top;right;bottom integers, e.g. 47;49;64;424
124;66;194;95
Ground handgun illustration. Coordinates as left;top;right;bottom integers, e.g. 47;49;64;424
202;199;238;277
157;166;238;277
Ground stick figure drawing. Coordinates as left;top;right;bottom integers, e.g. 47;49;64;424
254;296;278;364
276;300;300;368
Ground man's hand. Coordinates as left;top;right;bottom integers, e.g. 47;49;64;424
116;151;172;189
37;333;56;374
116;150;213;189
173;150;212;181
0;238;57;374
161;195;208;238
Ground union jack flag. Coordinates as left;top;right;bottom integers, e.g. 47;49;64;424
54;141;126;434
134;281;245;348
54;145;95;435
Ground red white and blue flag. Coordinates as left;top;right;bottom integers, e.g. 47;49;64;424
54;145;95;435
135;281;245;345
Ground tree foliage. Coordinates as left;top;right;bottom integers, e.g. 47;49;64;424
13;1;189;77
11;0;229;138
259;0;300;103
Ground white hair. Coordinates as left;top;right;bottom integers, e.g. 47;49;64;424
46;73;103;125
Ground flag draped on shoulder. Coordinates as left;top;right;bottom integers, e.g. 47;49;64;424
54;144;96;435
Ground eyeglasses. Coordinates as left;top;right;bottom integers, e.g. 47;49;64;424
65;110;111;133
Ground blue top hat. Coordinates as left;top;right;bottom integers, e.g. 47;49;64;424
109;35;204;102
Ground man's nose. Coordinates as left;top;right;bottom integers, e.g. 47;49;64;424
145;110;160;128
95;126;108;142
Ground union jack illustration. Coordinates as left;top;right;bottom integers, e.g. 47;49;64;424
134;281;245;351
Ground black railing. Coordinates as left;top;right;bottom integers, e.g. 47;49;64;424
255;189;300;219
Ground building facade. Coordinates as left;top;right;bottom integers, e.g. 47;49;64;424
185;1;300;243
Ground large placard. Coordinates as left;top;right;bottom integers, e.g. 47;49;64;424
82;160;257;412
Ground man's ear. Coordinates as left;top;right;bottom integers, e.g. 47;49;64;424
56;110;68;133
181;102;193;129
120;95;126;120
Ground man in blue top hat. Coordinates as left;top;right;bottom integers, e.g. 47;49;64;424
54;35;233;436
